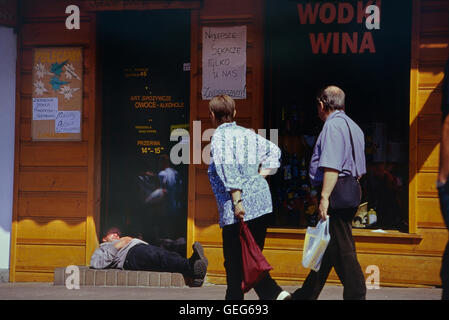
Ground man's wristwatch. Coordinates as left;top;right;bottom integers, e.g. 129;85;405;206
233;199;243;206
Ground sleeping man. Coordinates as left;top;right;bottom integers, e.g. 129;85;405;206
90;227;208;287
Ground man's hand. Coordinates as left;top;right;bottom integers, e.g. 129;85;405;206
113;236;133;249
234;202;245;220
319;196;329;221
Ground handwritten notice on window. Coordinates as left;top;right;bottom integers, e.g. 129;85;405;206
202;26;247;100
55;111;81;134
32;97;58;120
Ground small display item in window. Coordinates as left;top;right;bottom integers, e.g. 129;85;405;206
353;202;368;228
367;209;377;226
353;203;378;229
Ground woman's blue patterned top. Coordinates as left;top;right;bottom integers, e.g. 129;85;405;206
208;122;281;227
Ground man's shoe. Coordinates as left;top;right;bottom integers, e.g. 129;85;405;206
186;242;208;287
276;291;292;300
189;258;208;287
192;242;208;266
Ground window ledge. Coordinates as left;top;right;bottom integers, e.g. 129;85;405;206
267;227;423;242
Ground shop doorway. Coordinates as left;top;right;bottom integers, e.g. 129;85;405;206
98;10;190;255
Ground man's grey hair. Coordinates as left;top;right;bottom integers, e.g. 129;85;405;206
317;85;345;111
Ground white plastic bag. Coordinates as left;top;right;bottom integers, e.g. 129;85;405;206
302;218;330;272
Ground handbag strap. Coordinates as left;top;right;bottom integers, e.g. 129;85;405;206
334;114;358;177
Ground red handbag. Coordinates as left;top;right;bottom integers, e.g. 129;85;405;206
239;220;273;293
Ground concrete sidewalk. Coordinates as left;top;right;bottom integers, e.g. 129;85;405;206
0;282;442;300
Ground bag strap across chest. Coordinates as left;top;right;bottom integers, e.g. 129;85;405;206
334;115;358;178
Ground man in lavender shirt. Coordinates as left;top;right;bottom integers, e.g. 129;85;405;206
292;86;367;300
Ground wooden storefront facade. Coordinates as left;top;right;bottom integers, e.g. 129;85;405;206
8;0;449;287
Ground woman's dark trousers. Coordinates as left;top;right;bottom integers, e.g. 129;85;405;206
221;213;283;300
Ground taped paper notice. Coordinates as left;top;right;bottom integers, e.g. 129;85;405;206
55;111;81;133
202;26;247;100
33;97;58;120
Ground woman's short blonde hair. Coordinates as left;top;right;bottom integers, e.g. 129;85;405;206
209;95;235;124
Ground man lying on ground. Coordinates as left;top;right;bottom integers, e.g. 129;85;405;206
90;227;208;287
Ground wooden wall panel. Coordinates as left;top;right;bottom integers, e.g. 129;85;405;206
20;0;87;19
15;245;85;273
417;172;441;197
418;67;446;88
415;227;449;254
407;0;449;287
18;192;87;218
252;229;444;286
21;22;91;46
417;142;439;171
194;196;219;221
18;168;88;192
418;115;442;140
206;246;445;287
420;7;449;33
200;0;256;16
195;169;213;195
16;218;86;245
415;1;449;202
20;120;90;141
417;88;443;115
417;197;446;227
419;36;449;64
9;1;99;282
19;142;89;166
355;253;442;286
197;99;253;118
201;246;225;279
14;272;57;282
195;224;222;245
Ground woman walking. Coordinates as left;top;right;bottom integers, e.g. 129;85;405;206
207;94;291;300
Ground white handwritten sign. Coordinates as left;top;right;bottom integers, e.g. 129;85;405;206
55;111;81;133
32;97;58;120
202;26;247;100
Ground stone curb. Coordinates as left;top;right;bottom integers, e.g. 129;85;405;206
54;266;187;288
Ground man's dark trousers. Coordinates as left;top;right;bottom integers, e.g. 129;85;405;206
438;182;449;300
293;207;367;300
124;243;191;275
222;214;283;300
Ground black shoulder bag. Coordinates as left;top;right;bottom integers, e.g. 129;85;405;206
328;117;362;210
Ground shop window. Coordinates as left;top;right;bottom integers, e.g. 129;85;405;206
264;0;412;231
